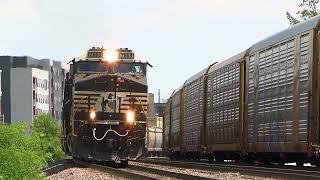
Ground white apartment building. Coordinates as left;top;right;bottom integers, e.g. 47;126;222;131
0;56;64;125
0;70;2;117
10;68;49;124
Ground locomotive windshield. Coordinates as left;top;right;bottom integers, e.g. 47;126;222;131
77;61;146;75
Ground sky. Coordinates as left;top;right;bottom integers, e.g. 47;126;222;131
0;0;300;101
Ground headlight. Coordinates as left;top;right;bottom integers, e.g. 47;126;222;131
89;111;96;120
126;111;135;123
104;49;118;62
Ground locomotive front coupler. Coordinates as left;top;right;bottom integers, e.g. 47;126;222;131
201;145;208;154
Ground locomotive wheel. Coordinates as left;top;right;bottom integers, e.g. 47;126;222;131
66;132;73;154
215;156;224;163
120;160;128;168
278;160;285;166
208;154;215;164
296;161;304;167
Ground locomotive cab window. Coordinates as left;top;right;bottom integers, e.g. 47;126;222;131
76;61;146;75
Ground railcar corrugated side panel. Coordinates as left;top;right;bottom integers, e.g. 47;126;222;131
147;126;163;152
170;91;182;151
206;52;246;152
163;99;171;151
207;63;240;147
314;30;320;148
164;15;320;163
245;28;319;153
182;78;205;152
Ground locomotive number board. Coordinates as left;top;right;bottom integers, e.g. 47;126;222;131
87;51;103;58
87;51;134;59
118;52;134;59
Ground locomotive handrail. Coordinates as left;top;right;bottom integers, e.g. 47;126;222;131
75;96;88;112
135;97;147;116
72;96;90;137
92;127;129;141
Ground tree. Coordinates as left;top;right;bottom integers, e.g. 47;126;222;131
0;115;64;179
286;0;319;25
0;123;47;179
32;114;64;162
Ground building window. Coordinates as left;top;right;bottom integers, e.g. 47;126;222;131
0;69;2;93
33;77;36;84
44;80;47;90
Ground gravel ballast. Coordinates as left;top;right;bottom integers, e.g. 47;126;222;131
48;167;126;180
129;161;279;180
45;159;280;179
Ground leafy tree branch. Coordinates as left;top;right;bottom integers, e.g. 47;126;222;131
286;0;319;25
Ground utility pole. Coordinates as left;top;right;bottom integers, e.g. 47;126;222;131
158;89;160;103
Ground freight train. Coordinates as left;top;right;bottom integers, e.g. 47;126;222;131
164;15;320;166
146;116;163;157
62;47;149;167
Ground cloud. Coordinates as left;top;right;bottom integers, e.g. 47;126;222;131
0;0;34;17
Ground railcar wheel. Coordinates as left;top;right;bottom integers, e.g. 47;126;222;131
120;160;128;168
258;157;270;165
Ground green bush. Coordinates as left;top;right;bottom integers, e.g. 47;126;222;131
0;114;64;179
32;114;65;162
0;123;47;180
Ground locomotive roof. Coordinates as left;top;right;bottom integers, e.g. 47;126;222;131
208;50;248;74
250;15;320;53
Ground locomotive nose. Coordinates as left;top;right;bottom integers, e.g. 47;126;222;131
106;139;116;148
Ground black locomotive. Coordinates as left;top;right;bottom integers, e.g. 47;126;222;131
62;47;149;167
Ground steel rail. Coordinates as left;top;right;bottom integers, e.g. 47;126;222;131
128;161;214;180
135;158;320;180
73;159;215;180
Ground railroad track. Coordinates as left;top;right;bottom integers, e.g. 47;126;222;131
73;159;214;179
135;158;320;180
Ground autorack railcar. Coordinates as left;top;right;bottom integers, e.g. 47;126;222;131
164;15;320;166
146;123;163;157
